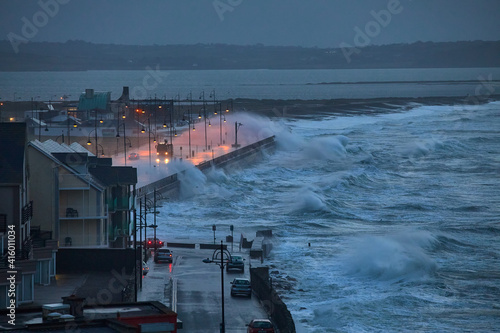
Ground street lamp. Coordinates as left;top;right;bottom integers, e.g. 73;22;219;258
86;128;99;156
230;225;234;252
202;241;231;333
97;144;105;157
210;90;223;146
212;224;216;244
232;122;243;148
116;122;130;165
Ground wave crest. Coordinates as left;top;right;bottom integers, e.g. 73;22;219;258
345;231;437;281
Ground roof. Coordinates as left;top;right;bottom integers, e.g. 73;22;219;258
89;165;138;186
28;140;105;191
0;123;26;184
30;139;95;157
78;91;111;111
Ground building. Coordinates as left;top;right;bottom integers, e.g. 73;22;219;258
0;123;52;308
27;139;137;248
0;121;138;309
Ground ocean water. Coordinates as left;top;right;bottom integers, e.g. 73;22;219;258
152;100;500;332
1;67;500;101
4;68;499;331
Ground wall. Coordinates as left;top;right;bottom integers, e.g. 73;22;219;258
250;266;296;333
27;146;58;236
57;248;135;274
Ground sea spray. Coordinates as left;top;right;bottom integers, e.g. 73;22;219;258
344;231;438;281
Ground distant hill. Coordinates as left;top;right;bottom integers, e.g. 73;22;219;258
0;40;499;71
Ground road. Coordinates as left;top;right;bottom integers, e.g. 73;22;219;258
139;247;269;332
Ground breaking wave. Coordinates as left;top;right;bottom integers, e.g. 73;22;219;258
344;231;438;281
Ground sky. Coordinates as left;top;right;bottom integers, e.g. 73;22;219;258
0;0;499;48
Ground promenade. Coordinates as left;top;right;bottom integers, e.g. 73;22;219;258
8;244;271;332
139;246;269;332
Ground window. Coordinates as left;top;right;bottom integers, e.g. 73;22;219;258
0;215;7;233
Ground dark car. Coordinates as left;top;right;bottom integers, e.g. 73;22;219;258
144;237;164;249
128;152;139;160
154;248;173;263
142;261;149;276
226;255;245;272
230;278;251;298
246;319;275;333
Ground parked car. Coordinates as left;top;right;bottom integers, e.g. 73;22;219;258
128;152;139;160
227;255;245;272
230;278;252;298
246;319;275;333
154;248;173;263
144;237;164;249
142;261;149;276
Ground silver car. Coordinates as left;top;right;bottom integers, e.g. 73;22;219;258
226;255;245;272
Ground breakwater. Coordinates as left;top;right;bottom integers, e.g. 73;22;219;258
137;135;275;200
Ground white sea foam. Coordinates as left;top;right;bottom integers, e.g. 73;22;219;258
342;231;438;281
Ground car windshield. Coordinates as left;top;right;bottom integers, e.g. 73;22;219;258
253;321;272;328
234;279;250;285
232;256;242;261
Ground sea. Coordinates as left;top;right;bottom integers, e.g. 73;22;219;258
3;68;500;332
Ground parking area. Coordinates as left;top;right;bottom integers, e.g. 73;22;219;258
139;247;270;332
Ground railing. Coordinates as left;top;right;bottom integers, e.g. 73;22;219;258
0;242;32;269
22;201;33;224
30;228;53;248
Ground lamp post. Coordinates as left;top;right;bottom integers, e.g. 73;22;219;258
140;116;153;166
200;91;208;151
212;224;216;244
86;128;100;157
232;122;242;148
116;122;130;165
230;225;234;252
133;199;158;300
188;92;193;158
202;241;231;333
97;144;105;157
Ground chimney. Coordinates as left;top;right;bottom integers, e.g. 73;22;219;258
118;86;130;101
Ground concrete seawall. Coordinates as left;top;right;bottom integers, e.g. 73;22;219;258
137;135;275;200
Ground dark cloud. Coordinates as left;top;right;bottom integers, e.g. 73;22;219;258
1;0;499;47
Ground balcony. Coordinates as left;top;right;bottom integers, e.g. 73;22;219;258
107;197;132;211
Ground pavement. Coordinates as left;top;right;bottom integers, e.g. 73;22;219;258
139;246;270;332
18;245;271;332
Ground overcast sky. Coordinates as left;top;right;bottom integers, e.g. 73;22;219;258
1;0;499;48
